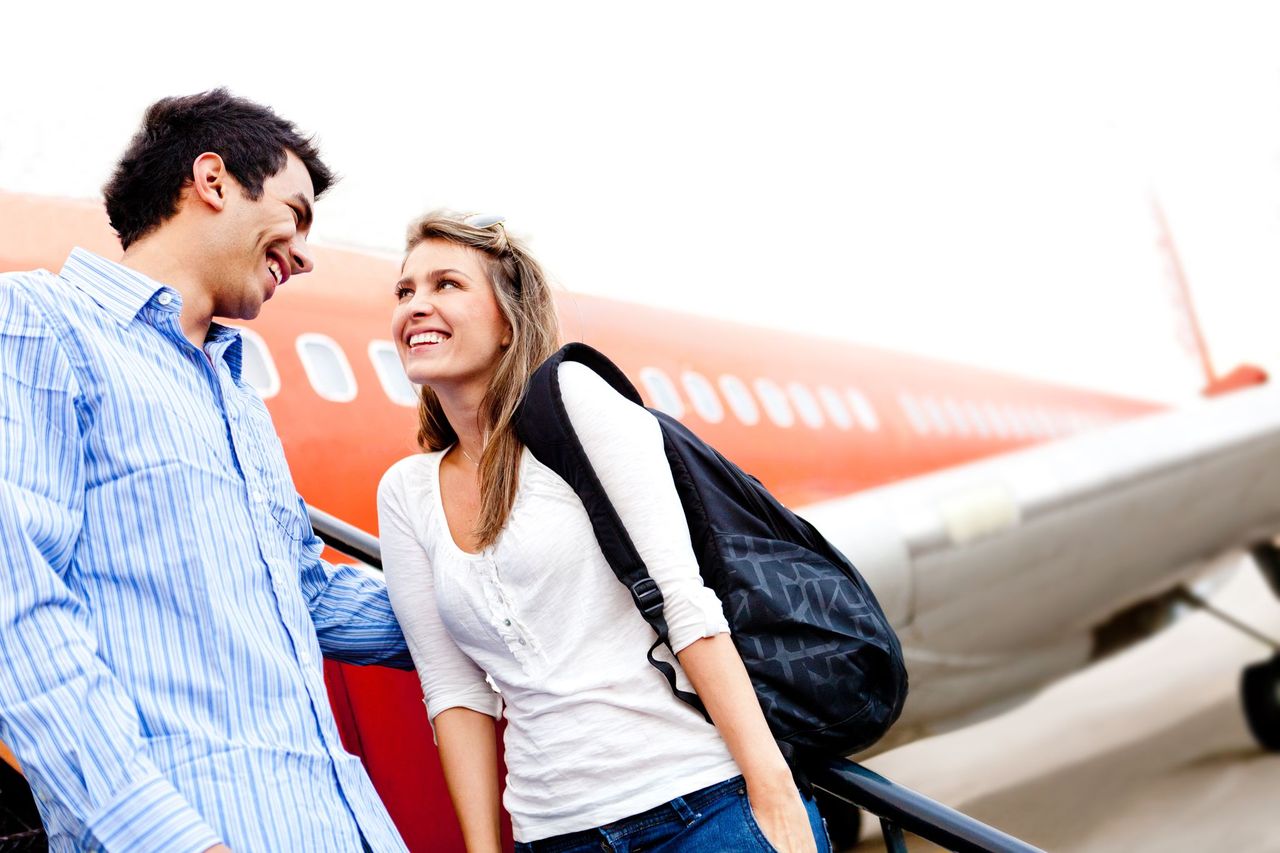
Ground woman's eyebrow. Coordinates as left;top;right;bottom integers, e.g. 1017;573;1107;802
395;268;474;288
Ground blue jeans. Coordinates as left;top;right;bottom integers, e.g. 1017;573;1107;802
514;775;831;853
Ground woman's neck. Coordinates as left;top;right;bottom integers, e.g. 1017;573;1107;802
435;382;489;462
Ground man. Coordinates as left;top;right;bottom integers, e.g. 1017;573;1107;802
0;91;412;852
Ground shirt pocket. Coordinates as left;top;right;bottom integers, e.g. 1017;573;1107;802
269;494;310;543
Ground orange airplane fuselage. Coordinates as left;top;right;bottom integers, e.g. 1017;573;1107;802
0;192;1161;850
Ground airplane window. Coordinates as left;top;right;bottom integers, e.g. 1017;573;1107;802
920;395;951;435
231;327;280;399
296;334;358;403
718;375;760;426
681;371;724;424
1002;404;1030;438
897;392;928;435
754;379;795;428
982;401;1010;439
368;341;419;407
962;400;991;438
1026;407;1049;437
1035;407;1060;437
787;383;825;429
942;397;971;437
639;368;685;418
847;388;880;432
817;386;852;430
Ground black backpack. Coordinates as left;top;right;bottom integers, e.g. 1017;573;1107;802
515;343;908;758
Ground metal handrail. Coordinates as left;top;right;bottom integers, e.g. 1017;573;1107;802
309;505;382;569
804;752;1043;852
311;505;1046;853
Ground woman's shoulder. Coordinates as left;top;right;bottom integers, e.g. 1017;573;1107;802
555;359;656;442
557;359;629;402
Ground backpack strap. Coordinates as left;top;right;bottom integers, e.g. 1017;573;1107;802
516;343;710;722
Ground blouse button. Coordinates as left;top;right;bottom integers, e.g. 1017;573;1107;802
503;619;512;627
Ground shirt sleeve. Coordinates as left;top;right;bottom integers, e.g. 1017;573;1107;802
297;519;414;670
0;280;221;853
558;361;730;652
377;462;501;735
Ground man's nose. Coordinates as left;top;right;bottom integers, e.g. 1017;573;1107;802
289;239;315;275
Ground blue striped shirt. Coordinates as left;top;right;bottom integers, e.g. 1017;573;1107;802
0;249;412;852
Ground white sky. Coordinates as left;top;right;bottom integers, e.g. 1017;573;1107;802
3;1;1278;403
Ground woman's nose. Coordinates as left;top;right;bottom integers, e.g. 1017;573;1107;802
409;291;436;315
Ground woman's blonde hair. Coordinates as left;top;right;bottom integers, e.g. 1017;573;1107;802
405;211;561;548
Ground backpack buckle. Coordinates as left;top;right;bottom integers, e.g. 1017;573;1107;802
629;578;665;618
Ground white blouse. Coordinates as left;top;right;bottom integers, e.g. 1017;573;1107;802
377;362;741;842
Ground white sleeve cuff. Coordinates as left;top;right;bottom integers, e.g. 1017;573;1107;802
424;689;503;744
663;585;730;653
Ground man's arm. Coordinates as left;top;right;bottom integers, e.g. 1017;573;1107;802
298;531;414;669
0;280;222;852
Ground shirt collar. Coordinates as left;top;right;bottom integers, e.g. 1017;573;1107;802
60;247;248;384
207;323;245;384
59;247;174;326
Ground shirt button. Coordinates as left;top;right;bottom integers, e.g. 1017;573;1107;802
157;292;173;306
503;619;512;627
253;490;266;504
518;639;526;646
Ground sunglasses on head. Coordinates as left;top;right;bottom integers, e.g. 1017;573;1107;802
462;213;506;229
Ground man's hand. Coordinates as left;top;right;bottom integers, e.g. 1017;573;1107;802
203;845;232;853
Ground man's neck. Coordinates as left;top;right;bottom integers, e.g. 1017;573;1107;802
120;236;214;348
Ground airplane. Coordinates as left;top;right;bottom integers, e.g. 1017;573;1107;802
1;188;1278;851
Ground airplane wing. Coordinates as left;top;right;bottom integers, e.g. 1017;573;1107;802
799;381;1280;739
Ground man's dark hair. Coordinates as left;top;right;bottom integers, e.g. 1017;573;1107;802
103;89;336;249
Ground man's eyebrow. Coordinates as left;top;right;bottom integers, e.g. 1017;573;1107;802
291;193;314;229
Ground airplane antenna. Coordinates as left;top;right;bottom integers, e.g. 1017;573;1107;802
1150;196;1217;386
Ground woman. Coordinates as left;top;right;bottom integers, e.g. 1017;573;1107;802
378;211;830;852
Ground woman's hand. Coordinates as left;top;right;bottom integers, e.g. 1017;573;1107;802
675;635;820;851
747;778;818;853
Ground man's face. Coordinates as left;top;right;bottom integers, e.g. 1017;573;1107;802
206;151;316;320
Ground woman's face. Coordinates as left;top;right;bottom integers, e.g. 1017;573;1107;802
392;238;512;394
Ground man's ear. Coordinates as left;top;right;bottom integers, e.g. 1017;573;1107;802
191;152;229;211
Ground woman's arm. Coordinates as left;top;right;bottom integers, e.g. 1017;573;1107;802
678;636;816;853
433;708;502;853
558;363;817;853
377;462;504;852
